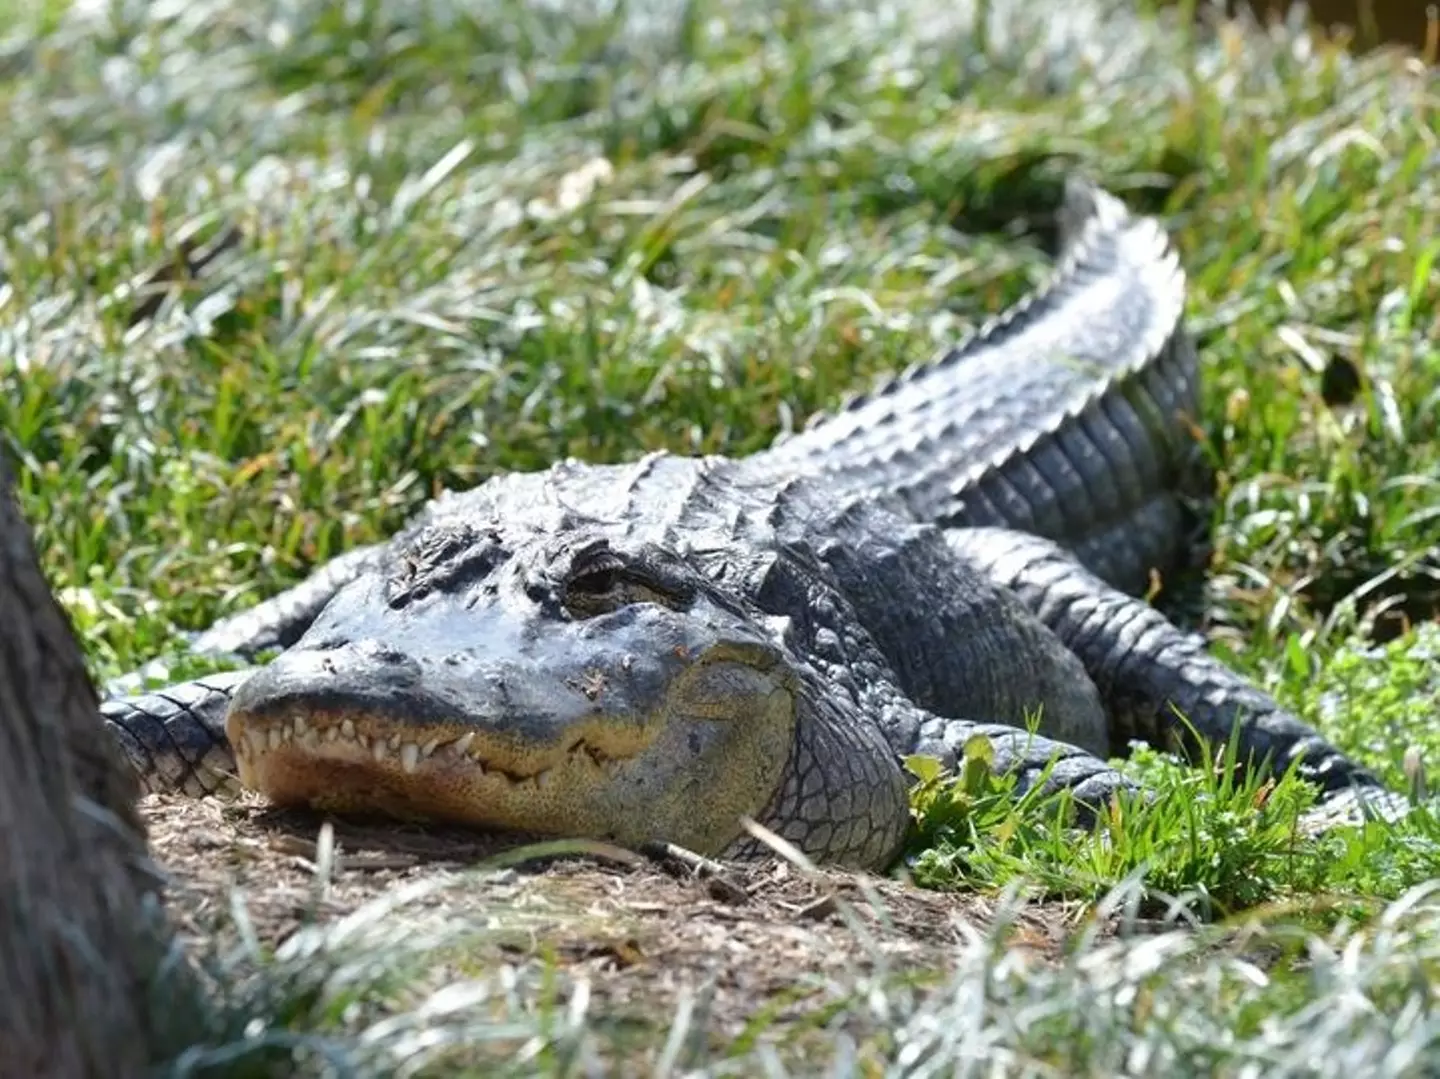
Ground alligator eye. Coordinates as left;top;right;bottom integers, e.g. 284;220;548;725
564;560;688;618
568;566;619;596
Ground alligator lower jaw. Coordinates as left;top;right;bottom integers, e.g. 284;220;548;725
227;712;650;829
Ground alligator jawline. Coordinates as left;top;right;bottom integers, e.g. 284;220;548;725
231;715;639;786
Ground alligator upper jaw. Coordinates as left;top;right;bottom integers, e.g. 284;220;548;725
222;638;801;852
222;646;661;830
227;705;653;816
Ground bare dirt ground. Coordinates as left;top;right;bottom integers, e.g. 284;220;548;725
140;793;1105;1042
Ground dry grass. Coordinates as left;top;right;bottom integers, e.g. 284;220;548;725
144;793;1101;1044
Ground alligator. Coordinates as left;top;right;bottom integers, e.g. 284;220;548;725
99;181;1401;869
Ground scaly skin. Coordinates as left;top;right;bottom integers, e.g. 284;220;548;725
99;182;1402;867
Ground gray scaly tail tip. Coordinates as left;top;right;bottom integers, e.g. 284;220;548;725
1057;176;1131;253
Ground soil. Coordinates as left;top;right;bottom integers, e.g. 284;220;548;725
141;793;1106;1045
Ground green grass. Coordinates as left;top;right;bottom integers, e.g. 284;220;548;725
904;629;1440;916
3;0;1440;1073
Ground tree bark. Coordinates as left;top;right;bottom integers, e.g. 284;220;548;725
0;456;187;1078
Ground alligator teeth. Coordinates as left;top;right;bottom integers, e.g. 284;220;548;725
236;720;607;791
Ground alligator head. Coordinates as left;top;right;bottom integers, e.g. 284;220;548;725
224;511;805;856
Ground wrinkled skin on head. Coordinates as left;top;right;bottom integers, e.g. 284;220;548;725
226;485;813;857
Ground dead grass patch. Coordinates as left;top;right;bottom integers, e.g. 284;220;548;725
142;794;1112;1040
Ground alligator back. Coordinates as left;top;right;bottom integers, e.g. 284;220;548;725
752;181;1206;596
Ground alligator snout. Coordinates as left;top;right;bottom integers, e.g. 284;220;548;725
222;592;801;855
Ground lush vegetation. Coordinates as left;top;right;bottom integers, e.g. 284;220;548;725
2;0;1438;1073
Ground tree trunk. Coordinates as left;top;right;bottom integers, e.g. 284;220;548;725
0;456;189;1077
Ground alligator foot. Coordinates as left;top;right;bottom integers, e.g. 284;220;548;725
905;710;1139;822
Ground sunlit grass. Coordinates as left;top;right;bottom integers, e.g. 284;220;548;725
3;0;1439;1072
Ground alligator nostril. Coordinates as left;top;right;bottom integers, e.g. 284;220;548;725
355;640;410;665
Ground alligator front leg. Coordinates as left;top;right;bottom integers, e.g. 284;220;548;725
905;711;1137;809
731;666;1139;870
947;527;1407;821
864;680;1137;817
101;670;249;796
